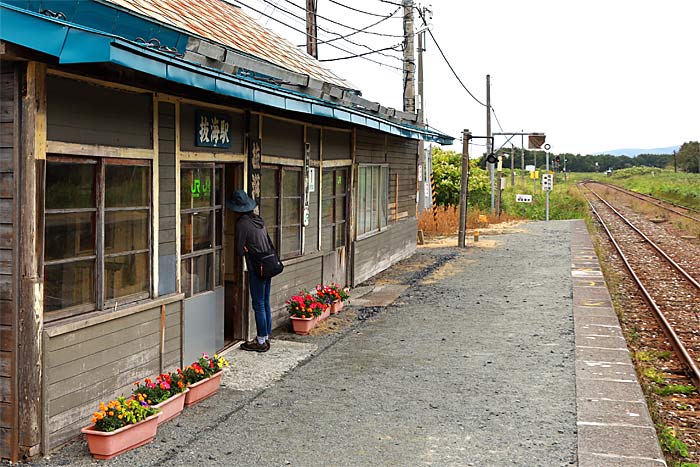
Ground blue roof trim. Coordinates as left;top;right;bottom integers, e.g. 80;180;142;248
0;3;454;145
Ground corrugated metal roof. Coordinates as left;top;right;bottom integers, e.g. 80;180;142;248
102;0;350;88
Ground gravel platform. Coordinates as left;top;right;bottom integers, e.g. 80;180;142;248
25;220;578;467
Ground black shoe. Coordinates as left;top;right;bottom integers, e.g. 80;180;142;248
241;339;270;353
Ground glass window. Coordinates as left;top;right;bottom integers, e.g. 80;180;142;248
43;158;151;317
321;168;348;250
357;165;388;236
180;163;224;298
261;166;301;259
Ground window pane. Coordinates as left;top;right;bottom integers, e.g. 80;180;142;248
105;210;148;254
261;197;278;226
358;167;366;235
282;197;300;225
182;167;213;209
322;170;333;195
181;258;192;297
372;167;380;230
46;162;95;209
267;227;278;251
321;226;333;251
321;198;333;224
45;212;95;261
337;169;347;193
335;221;346;247
44;260;95;311
283;169;300;195
105;165;149;207
192;211;212;251
192;253;213;295
335;196;346;224
104;252;149;300
281;226;300;256
261;168;278;196
181;214;192;254
181;168;193;209
215;168;223;206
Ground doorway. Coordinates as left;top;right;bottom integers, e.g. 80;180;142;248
223;162;246;345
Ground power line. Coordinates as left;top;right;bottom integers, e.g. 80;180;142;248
327;0;402;18
416;8;486;108
235;0;403;70
491;107;505;133
313;7;404;46
319;44;403;62
257;0;404;64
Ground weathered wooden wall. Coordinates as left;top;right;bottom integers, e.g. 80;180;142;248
158;102;177;296
46;76;152;148
323;129;351;160
352;218;417;286
0;62;17;462
43;299;181;450
262;117;303;158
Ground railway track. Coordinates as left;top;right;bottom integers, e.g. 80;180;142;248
582;183;700;387
584;180;700;223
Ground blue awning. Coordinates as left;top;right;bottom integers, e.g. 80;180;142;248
0;3;454;145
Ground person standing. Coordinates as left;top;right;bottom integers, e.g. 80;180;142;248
227;190;272;352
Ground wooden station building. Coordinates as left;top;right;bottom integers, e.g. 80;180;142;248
0;0;452;460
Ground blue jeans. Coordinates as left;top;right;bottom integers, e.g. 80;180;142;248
248;272;272;338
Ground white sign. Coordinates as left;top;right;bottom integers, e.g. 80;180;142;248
418;164;423;181
542;173;553;191
308;168;315;192
526;164;536;172
516;194;533;203
424;181;430;198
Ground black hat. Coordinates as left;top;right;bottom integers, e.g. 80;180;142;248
226;189;257;212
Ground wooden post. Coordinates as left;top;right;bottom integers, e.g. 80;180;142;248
18;61;46;458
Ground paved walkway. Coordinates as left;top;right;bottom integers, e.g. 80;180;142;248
30;220;664;467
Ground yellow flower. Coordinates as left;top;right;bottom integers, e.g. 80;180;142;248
117;414;123;419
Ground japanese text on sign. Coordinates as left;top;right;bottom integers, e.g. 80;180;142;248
196;111;232;148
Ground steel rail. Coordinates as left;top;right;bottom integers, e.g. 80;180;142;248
585;185;700;289
586;180;700;222
583;189;700;387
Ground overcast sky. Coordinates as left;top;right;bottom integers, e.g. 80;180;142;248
238;0;700;155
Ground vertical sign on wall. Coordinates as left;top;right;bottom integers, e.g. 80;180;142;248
303;142;311;227
249;138;262;214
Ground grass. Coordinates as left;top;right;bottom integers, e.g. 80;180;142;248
417;205;521;236
608;168;700;209
654;384;696;396
499;174;589;220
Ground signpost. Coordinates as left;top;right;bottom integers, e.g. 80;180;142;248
516;194;532;203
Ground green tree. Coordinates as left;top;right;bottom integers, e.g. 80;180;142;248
431;147;489;207
677;141;700;173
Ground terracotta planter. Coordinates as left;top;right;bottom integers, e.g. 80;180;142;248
290;315;315;335
153;389;188;425
184;371;223;407
331;301;344;314
81;412;161;460
320;306;331;321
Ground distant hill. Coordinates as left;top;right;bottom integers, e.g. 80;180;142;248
595;146;680;157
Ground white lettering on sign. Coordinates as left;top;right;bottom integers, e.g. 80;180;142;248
418;164;423;181
516;194;533;203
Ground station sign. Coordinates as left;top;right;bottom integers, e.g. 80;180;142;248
516;194;533;203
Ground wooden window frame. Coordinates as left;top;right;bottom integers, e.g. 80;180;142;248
321;167;349;250
261;164;302;260
180;163;224;298
43;156;152;322
356;164;389;238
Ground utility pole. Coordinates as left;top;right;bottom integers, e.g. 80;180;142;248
521;132;525;186
510;144;515;186
402;0;415;112
673;150;677;172
306;0;318;58
416;9;427;210
458;129;471;248
486;74;494;212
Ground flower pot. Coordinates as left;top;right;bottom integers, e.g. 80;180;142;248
81;412;161;460
331;301;344;314
184;371;223;407
320;306;331;321
290;315;315;335
153;389;188;425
